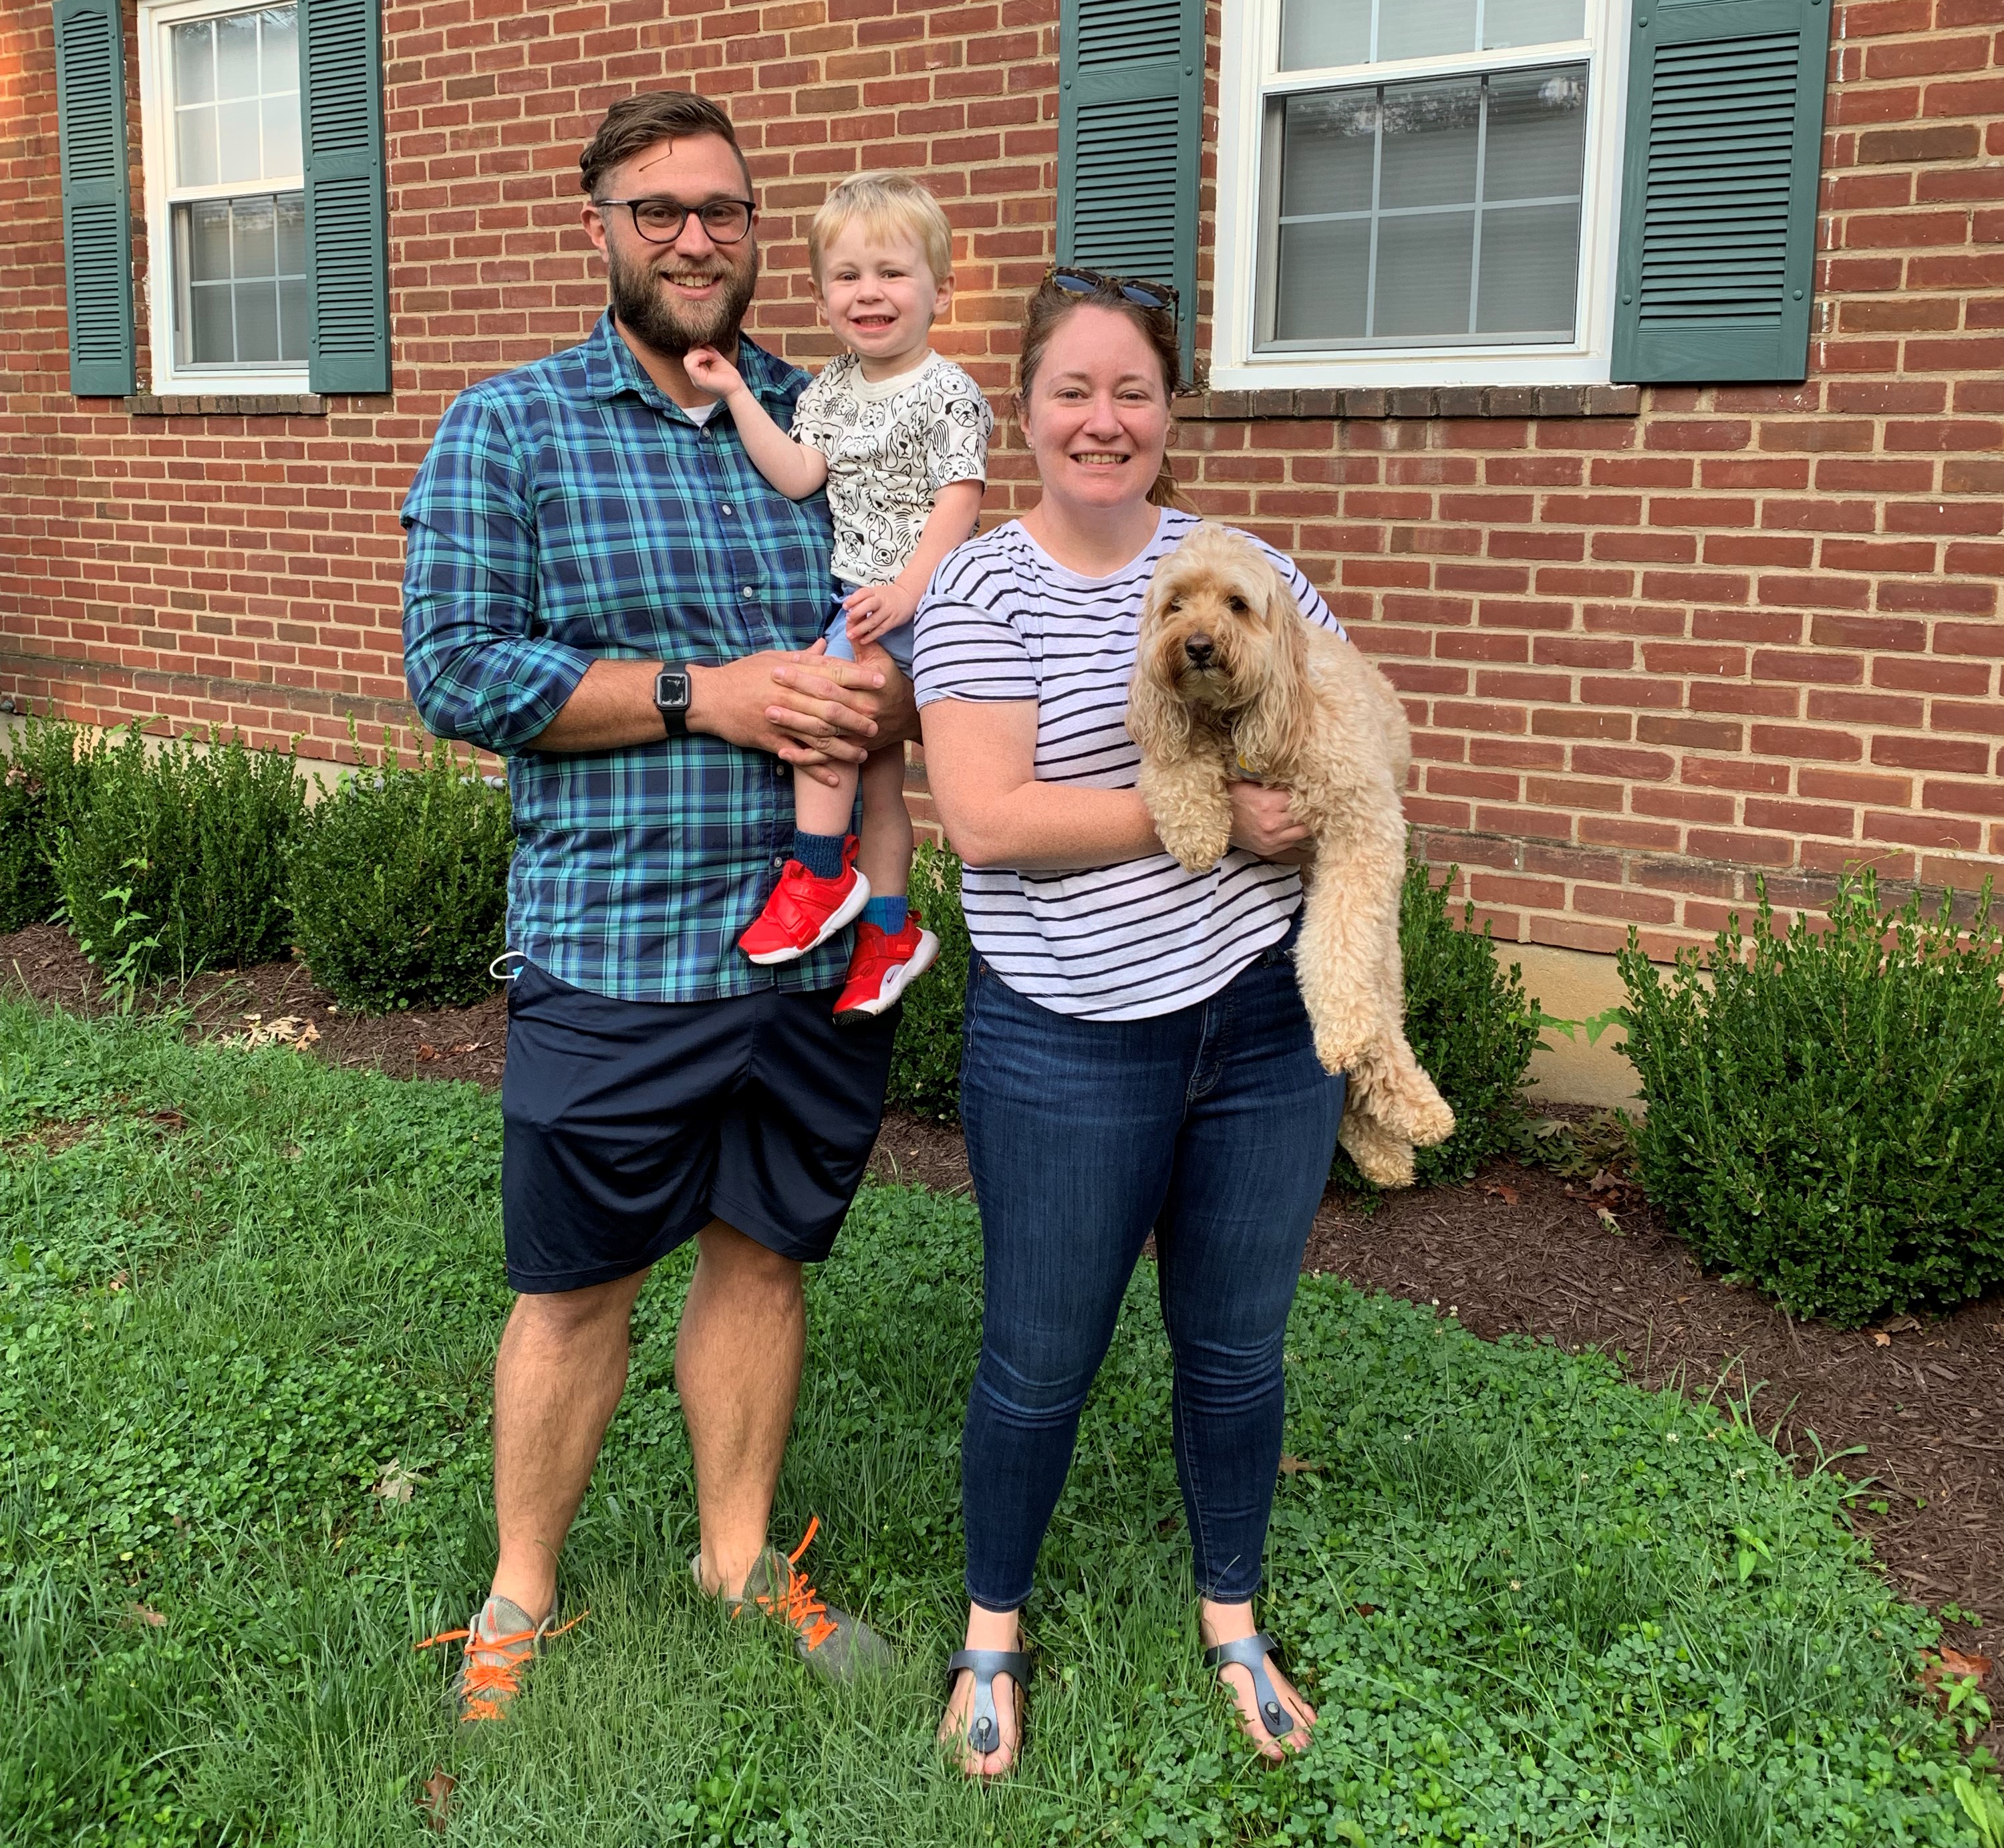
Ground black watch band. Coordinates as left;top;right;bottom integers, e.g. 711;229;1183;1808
654;665;692;738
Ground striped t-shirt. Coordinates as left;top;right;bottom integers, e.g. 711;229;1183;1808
912;507;1345;1021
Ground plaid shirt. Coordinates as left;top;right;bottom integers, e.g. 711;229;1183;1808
401;313;849;1002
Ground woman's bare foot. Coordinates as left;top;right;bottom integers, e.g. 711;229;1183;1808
1200;1598;1316;1760
938;1603;1023;1779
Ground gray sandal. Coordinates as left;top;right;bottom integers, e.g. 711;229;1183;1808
1203;1631;1296;1740
945;1647;1030;1762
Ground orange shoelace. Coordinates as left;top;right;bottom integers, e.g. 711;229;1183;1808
750;1516;839;1653
414;1609;586;1722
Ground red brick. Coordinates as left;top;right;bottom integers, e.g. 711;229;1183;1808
1798;767;1912;804
1922;779;2004;816
1750;724;1863;761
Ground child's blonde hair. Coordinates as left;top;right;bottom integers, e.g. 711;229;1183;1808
808;172;953;289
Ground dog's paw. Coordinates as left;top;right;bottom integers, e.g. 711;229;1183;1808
1409;1095;1455;1148
1313;1020;1373;1078
1339;1113;1415;1188
1158;818;1231;874
1376;1074;1456;1148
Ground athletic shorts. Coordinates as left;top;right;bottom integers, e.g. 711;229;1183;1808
499;960;899;1293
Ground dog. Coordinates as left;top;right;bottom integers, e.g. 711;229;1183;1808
1126;522;1455;1188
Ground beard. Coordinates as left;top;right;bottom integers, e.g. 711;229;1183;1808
607;238;758;358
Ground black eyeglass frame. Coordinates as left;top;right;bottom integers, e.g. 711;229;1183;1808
593;196;758;245
1044;264;1179;315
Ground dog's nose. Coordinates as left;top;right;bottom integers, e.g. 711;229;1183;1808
1184;633;1215;667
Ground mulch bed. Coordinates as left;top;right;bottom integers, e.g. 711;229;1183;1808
5;922;1997;1730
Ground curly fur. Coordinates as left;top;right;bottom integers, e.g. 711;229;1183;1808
1127;522;1455;1187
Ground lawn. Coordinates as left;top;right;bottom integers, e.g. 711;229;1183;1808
1;999;1995;1847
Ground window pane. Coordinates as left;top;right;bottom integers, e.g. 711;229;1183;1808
275;193;307;275
184;199;233;282
177;106;219;188
1482;66;1587;201
1279;0;1370;70
235;281;281;362
261;7;299;90
233;195;277;278
1280;90;1377;215
1377;0;1475;63
1483;0;1584;47
1275;219;1370;341
279;277;309;360
217;11;259;99
173;20;214;105
1477;202;1578;334
190;283;235;364
263;94;302;176
1375;210;1473;336
1379;79;1479;210
217;98;261;184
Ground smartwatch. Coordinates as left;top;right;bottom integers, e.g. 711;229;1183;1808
654;665;692;737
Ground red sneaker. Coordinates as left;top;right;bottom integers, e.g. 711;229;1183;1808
833;911;940;1022
738;837;871;965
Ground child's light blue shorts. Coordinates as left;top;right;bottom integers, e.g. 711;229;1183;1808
823;584;915;673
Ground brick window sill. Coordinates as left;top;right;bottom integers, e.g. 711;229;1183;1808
1173;384;1640;420
122;394;326;416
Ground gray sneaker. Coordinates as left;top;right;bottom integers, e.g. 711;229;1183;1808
418;1593;577;1724
693;1516;893;1683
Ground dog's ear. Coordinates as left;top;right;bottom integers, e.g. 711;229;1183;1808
1230;556;1313;774
1125;628;1194;761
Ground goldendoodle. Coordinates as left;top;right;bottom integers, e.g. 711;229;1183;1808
1127;521;1455;1187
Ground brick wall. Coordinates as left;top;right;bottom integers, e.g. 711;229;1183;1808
1;0;1999;956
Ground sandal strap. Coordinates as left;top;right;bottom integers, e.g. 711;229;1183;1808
946;1647;1030;1758
1203;1631;1295;1738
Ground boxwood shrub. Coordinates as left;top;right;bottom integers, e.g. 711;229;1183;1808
0;710;100;933
55;725;304;983
1618;874;2004;1327
884;837;972;1120
287;741;513;1013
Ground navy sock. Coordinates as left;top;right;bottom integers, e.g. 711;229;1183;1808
791;830;846;880
861;895;907;933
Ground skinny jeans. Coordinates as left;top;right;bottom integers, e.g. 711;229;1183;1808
958;930;1346;1611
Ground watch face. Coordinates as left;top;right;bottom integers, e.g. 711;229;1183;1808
657;671;690;707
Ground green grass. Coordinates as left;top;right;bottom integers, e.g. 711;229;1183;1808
0;1000;1993;1847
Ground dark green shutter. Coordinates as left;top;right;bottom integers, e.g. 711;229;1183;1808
53;0;135;397
300;0;389;394
1057;0;1203;379
1612;0;1832;383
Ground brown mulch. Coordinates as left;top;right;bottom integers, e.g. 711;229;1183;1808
4;921;1997;1724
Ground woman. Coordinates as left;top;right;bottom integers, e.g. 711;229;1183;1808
913;271;1350;1776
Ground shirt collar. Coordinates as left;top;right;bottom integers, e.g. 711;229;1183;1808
581;311;798;418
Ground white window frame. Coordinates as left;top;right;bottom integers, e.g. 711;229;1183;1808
136;0;309;395
1211;0;1631;393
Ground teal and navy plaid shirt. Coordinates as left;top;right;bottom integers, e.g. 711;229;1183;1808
401;313;849;1003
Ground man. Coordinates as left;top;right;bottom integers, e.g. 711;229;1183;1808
401;90;913;1720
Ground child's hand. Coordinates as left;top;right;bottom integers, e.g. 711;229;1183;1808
842;581;919;645
684;346;744;399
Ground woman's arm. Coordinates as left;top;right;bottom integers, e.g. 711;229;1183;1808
921;698;1313;872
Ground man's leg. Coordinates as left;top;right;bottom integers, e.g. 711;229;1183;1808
490;1265;652;1621
676;1218;806;1598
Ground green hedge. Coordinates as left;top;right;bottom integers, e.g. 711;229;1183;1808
55;727;305;984
287;741;514;1012
0;712;100;934
1618;874;2004;1327
884;839;971;1119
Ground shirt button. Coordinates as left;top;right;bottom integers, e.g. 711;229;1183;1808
772;855;785;868
720;503;733;517
740;585;756;599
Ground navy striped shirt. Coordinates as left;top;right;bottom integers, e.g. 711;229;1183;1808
913;509;1345;1021
401;314;851;1003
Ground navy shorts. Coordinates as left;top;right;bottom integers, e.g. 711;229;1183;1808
500;961;899;1293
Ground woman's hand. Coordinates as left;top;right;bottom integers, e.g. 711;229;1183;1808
1228;781;1313;864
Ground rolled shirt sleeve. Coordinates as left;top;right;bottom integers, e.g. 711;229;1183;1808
401;392;594;755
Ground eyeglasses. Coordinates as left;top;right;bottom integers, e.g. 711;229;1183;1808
594;196;756;245
1044;265;1178;314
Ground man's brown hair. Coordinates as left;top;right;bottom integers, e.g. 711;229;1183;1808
579;92;752;200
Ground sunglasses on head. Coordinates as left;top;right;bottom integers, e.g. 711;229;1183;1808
1044;265;1178;314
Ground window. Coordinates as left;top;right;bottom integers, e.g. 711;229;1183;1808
1213;0;1628;390
138;0;308;389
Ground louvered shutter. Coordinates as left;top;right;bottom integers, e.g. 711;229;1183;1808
300;0;389;394
1611;0;1833;383
53;0;136;397
1057;0;1203;378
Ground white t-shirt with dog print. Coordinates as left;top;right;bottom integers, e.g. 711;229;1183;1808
912;506;1346;1021
790;351;992;587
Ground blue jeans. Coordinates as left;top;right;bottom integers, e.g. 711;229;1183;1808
958;930;1346;1609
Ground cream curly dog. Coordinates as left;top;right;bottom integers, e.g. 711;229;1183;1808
1127;522;1455;1187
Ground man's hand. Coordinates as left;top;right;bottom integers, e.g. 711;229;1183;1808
686;645;914;787
1228;781;1314;864
841;581;919;646
683;345;746;401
